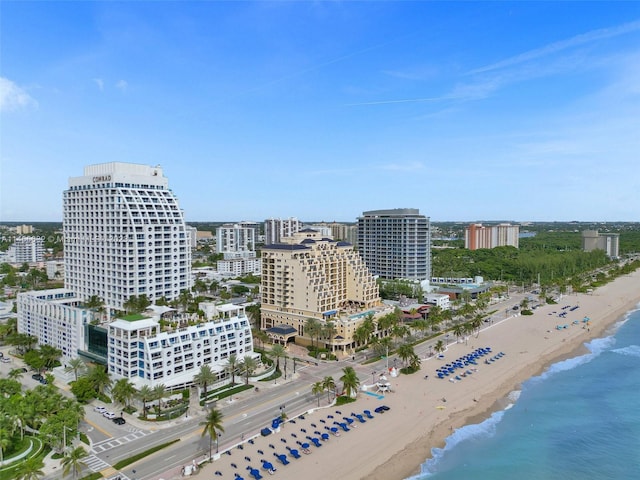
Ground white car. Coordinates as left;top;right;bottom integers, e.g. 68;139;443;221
94;406;107;413
103;411;116;419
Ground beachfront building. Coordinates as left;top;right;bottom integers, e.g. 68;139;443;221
63;162;192;310
107;303;256;389
357;208;431;281
16;288;97;359
264;217;301;245
582;230;620;258
17;162;192;365
464;223;520;250
260;229;386;355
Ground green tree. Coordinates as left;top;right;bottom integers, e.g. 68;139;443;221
194;364;217;401
200;408;224;459
225;353;239;385
322;376;336;403
8;368;24;380
111;378;137;410
397;343;417;368
311;381;324;408
152;384;168;415
304;318;322;349
137;385;154;418
65;358;86;382
14;456;45;480
87;365;111;397
339;366;360;399
60;446;88;479
239;356;258;385
434;339;445;355
269;344;287;372
70;377;96;403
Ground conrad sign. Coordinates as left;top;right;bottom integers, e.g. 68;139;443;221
92;175;112;183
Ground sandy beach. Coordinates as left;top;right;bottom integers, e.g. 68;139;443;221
198;270;640;480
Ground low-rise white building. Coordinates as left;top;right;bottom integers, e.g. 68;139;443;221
17;288;97;359
107;303;257;390
423;293;451;310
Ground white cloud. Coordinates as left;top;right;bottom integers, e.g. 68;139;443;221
379;161;424;172
0;77;37;112
468;19;640;75
116;80;128;91
93;78;104;91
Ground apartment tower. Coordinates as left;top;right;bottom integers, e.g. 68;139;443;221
357;208;431;281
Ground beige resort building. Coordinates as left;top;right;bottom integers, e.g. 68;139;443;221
260;229;389;356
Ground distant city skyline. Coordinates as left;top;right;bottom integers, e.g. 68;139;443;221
2;2;639;222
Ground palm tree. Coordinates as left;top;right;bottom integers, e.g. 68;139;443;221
111;378;136;410
65;358;86;382
452;324;465;343
239;356;258;385
322;376;336;403
137;385;154;418
321;321;337;348
200;408;224;460
226;353;239;385
434;339;445;355
152;384;168;416
269;344;287;372
339;366;360;399
194;364;217;402
397;343;416;368
87;365;111;397
39;344;62;370
14;457;45;480
311;381;324;407
0;427;12;465
8;368;24;380
304;318;322;349
60;446;88;479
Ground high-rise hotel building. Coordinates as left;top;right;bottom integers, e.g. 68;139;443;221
357;208;431;281
260;229;381;355
63;162;191;309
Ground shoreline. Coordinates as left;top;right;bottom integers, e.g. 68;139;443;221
196;270;640;480
370;274;640;480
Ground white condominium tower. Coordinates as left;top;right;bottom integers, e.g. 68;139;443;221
63;162;191;309
264;217;301;245
216;222;258;254
357;208;431;281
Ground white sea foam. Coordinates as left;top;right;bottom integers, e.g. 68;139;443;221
611;345;640;358
415;410;506;477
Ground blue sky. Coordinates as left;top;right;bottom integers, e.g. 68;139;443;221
2;1;639;223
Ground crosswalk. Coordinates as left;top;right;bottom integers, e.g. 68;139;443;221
83;454;111;472
91;429;154;454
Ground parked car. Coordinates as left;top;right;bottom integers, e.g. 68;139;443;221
103;411;116;419
32;373;43;381
94;406;107;413
112;417;126;425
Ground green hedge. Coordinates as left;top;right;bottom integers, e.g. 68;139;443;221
112;438;180;470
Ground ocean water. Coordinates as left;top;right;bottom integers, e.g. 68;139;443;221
408;306;640;480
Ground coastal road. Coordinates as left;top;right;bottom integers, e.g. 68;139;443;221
68;292;532;480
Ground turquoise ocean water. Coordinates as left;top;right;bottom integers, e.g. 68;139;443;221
407;305;640;480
